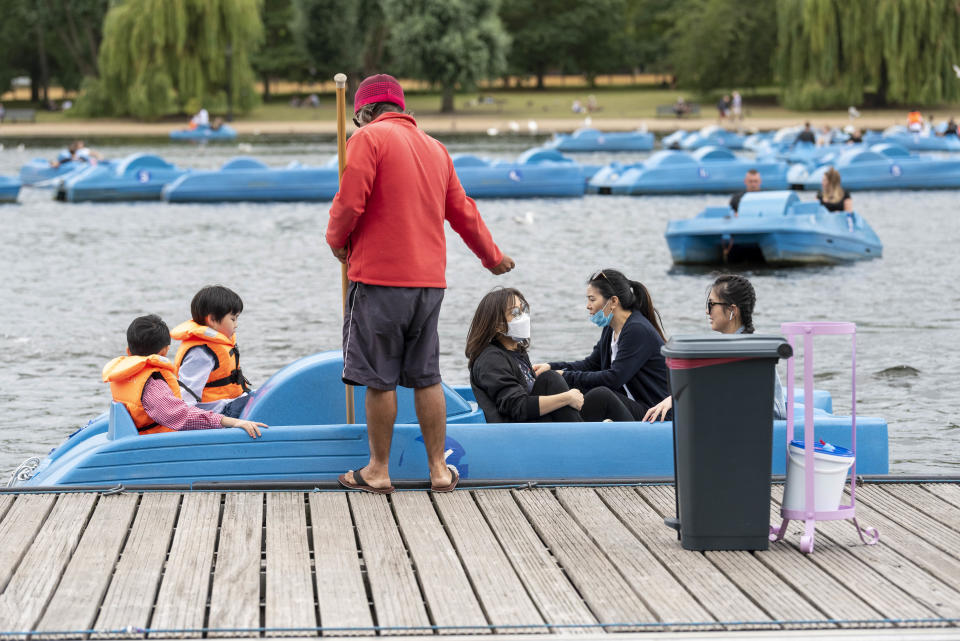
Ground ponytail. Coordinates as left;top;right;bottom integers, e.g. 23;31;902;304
711;274;756;333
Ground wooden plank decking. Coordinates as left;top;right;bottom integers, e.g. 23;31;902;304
0;482;958;638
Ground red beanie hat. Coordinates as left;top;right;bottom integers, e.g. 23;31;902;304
354;74;405;113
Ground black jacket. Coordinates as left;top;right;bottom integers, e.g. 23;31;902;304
549;312;669;412
469;341;540;423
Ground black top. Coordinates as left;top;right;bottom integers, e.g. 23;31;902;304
796;130;816;144
730;190;746;213
470;341;541;422
549;312;669;412
816;189;852;212
945;122;958;135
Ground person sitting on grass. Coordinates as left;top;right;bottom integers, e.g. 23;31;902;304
172;285;253;419
102;314;265;437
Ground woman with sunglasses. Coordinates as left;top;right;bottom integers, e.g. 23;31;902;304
643;274;786;422
533;269;670;422
466;288;584;422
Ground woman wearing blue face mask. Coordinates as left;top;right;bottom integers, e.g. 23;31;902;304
534;269;670;421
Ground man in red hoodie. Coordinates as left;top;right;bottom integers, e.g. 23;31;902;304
327;74;514;494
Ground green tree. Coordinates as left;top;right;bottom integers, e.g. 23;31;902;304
382;0;509;112
81;0;264;120
667;0;777;94
252;0;311;100
562;0;627;85
293;0;386;98
776;0;960;108
618;0;673;75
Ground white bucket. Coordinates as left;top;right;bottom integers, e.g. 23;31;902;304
783;439;854;512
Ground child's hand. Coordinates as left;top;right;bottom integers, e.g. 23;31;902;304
222;417;267;438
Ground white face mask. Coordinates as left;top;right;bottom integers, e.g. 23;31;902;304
506;313;531;341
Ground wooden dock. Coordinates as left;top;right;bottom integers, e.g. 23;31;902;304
0;481;959;638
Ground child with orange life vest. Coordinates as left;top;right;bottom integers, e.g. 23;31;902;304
171;285;253;418
102;314;265;437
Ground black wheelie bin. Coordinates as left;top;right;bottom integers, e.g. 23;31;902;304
661;334;793;551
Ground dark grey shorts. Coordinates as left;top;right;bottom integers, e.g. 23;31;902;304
342;282;445;390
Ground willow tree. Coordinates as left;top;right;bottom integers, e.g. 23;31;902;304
82;0;263;119
381;0;509;113
777;0;960;108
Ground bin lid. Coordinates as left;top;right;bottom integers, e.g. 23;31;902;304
789;439;854;457
661;334;793;360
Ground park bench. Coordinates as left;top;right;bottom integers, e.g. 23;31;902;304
656;103;700;118
2;108;37;123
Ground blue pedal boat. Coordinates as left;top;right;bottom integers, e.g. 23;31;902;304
880;125;960;152
57;154;189;202
679;125;747;150
0;175;21;203
788;143;960;191
588;147;789;195
18;158;103;187
9;350;887;488
169;123;238;141
543;127;654;152
665;191;882;265
163;157;340;202
452;148;595;198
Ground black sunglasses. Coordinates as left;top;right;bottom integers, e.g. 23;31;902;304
706;300;728;312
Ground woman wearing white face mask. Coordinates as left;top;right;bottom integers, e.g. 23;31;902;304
534;269;670;421
466;288;583;422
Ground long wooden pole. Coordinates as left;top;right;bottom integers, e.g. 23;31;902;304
334;72;355;424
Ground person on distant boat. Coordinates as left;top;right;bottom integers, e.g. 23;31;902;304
533;269;670;422
816;125;833;147
817;167;853;212
795;122;816;144
50;140;101;168
643;275;786;422
102;314;265;437
171;285;252;420
939;117;957;137
907;110;924;133
210;116;224;131
190;107;210;129
846;128;864;144
466;288;627;423
729;169;762;215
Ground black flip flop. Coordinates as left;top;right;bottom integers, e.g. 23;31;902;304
431;464;460;493
338;468;395;494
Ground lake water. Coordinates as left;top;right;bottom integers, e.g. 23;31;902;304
0;134;957;477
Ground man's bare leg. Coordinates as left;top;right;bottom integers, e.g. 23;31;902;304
415;383;451;486
345;388;396;489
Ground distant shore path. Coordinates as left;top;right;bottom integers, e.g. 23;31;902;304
0;115;905;138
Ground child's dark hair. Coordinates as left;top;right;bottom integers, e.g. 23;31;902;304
587;269;666;341
127;314;171;356
190;285;243;325
711;274;756;333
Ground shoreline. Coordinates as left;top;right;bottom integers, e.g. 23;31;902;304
0;115;907;139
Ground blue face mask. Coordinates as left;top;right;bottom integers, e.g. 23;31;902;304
590;299;613;328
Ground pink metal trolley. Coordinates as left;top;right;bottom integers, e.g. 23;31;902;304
769;321;879;553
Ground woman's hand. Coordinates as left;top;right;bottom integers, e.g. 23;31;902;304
566;389;584;411
532;363;551;376
643;397;672;422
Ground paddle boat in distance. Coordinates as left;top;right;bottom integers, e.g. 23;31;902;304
452;148;596;198
56;154;189;202
879;124;960;152
169;123;238;141
8;350;887;488
18;157;103;187
787;143;960;191
679;125;747;150
163;156;340;202
0;175;21;203
665;190;882;265
588;147;789;195
543;127;655;152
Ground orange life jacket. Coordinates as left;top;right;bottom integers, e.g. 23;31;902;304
102;355;181;435
907;111;923;126
171;320;250;402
